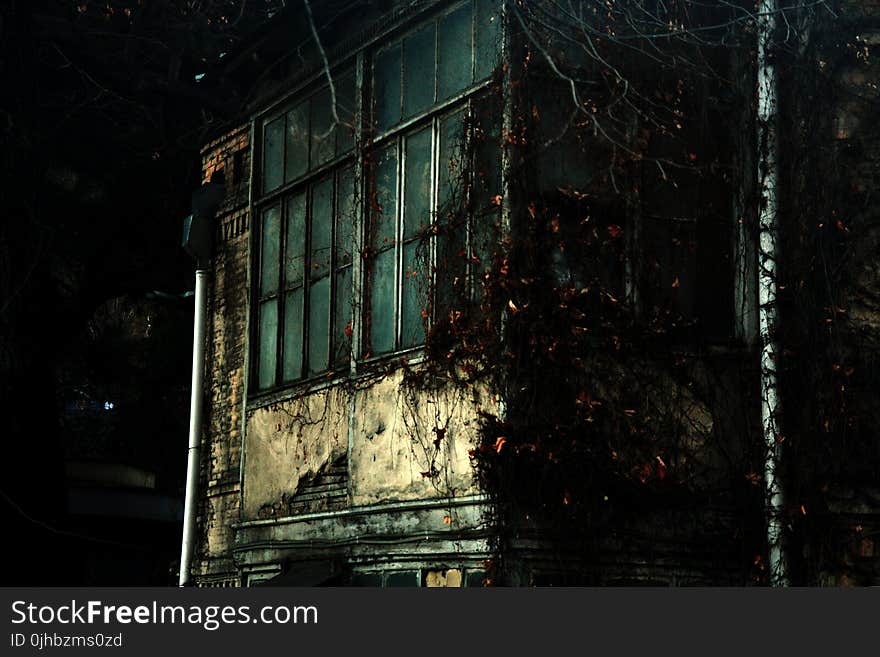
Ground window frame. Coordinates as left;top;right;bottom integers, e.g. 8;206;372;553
251;67;359;392
249;0;503;395
362;0;501;360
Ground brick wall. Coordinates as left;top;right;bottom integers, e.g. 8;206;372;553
195;125;250;584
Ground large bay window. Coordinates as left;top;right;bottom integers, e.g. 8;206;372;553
253;0;501;391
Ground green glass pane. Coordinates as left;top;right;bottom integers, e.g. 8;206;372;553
282;287;304;381
369;248;396;355
333;266;352;367
311;177;333;279
372;145;397;248
308;275;331;374
285;102;309;182
336;166;355;265
385;571;419;587
285;193;306;287
403;127;432;240
310;87;335;169
403;23;436;119
375;44;401;132
438;4;473;100
260;205;281;296
257;299;278;390
401;241;427;348
336;71;356;155
475;0;501;81
263;117;284;193
436;227;467;312
438;109;466;217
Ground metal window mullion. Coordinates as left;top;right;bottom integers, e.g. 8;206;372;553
275;198;288;387
433;11;439;108
429;115;439;326
305;96;313;181
282;108;289;184
470;0;477;84
249;139;263;391
303;184;313;376
398;32;405;132
350;51;366;374
394;136;404;350
329;170;339;366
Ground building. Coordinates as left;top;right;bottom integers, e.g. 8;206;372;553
190;0;880;587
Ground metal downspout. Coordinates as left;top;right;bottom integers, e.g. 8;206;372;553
179;267;209;586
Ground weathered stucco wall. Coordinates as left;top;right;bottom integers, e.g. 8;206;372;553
243;387;348;519
242;372;487;520
349;372;485;506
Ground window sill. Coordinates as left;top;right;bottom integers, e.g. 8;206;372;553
246;346;427;412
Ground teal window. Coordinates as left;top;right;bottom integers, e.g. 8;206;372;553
364;1;502;358
254;2;503;390
254;71;357;389
255;168;355;389
372;0;500;134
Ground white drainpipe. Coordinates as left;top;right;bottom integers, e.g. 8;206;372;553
179;267;209;586
757;0;789;586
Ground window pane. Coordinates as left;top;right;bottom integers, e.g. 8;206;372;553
375;44;401;132
369;248;396;355
260;205;281;296
403;127;432;240
385;571;419;587
437;226;467;310
336;71;357;155
438;109;466;216
285;102;309;182
258;299;278;389
403;24;436;119
310;87;335;168
263;116;284;193
474;97;502;208
401;241;427;348
438;4;473;101
285;193;306;287
437;111;467;309
475;0;501;81
282;287;304;381
372;145;397;249
311;177;333;279
308;275;331;374
334;266;352;366
336;166;355;265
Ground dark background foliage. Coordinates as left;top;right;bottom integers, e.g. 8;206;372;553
0;0;282;585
